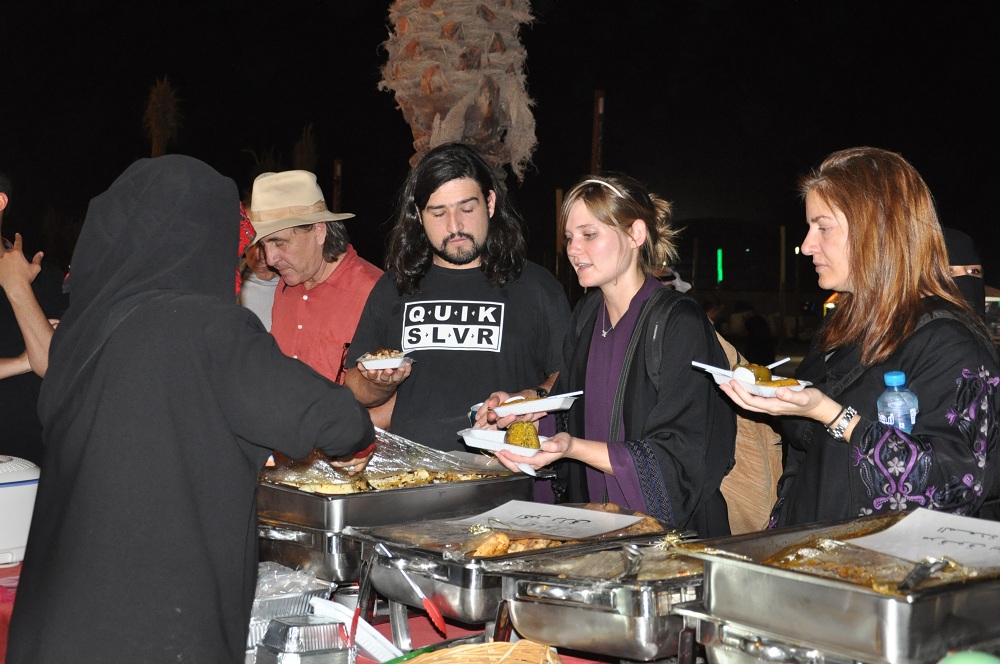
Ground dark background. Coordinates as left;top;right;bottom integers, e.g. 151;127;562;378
2;1;997;288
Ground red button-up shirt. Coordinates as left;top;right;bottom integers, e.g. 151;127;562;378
270;245;383;383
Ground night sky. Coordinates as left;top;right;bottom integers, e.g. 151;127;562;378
2;1;998;282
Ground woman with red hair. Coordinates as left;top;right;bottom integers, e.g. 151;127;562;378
721;147;999;526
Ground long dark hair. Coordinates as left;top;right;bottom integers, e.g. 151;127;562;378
385;142;526;295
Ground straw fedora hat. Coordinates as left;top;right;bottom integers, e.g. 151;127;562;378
248;170;354;244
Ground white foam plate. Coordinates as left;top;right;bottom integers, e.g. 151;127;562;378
474;390;583;417
356;355;413;371
691;360;811;398
457;428;546;476
309;597;402;663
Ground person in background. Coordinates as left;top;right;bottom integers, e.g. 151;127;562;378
743;309;776;366
490;174;736;537
249;170;389;425
0;170;68;464
234;202;256;295
6;155;375;664
943;227;985;318
719;147;999;526
702;298;725;333
237;242;279;331
345;142;570;451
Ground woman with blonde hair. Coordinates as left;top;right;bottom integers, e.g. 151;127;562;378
721;147;999;526
487;174;736;537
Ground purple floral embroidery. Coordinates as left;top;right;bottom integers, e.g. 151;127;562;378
857;428;930;511
853;365;996;517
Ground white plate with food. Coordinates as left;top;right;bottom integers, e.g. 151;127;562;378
457;428;547;476
691;361;811;398
356;349;414;371
474;390;583;417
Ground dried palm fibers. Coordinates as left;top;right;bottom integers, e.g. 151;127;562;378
380;0;537;180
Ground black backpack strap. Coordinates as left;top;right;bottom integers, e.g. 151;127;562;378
640;289;686;392
608;288;682;441
573;290;603;342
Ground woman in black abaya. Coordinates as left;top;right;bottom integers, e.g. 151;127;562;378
7;156;375;663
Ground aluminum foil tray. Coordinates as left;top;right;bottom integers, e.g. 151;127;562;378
682;515;1000;664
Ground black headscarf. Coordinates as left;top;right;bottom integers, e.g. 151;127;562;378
39;155;240;421
943;227;985;317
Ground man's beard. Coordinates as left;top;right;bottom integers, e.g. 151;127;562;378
432;232;483;266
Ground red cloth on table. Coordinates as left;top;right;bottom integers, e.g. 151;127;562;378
0;563;21;664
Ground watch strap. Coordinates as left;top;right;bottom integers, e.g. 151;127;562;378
826;406;857;440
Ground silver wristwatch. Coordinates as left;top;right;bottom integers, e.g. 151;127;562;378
826;406;858;440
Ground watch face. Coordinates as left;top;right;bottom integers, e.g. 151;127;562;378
535;388;549;399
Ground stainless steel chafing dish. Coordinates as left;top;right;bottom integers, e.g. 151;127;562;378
348;534;521;626
677;600;1000;664
681;515;1000;664
488;537;703;662
257;452;534;582
343;507;676;633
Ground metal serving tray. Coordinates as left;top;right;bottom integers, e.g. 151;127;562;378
684;518;1000;664
257;456;534;582
676;599;874;664
348;530;682;628
258;519;362;582
492;538;703;661
677;600;1000;664
257;469;533;531
360;537;505;624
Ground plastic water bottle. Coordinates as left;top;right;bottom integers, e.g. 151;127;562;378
877;371;919;433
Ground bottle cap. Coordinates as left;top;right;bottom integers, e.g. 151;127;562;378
884;371;906;387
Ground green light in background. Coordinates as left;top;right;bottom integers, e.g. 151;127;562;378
716;248;724;284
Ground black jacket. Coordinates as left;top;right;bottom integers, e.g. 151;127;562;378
777;302;1000;527
555;287;736;538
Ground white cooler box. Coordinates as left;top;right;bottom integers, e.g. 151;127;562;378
0;455;40;566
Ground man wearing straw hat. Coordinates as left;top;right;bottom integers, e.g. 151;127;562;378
248;170;389;423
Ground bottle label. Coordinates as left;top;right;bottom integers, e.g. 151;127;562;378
878;410;916;433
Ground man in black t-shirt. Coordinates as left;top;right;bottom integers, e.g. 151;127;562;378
0;171;69;464
345;143;570;451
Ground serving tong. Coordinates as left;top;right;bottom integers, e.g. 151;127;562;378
616;529;699;581
897;556;956;593
376;543;447;636
619;543;644;581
